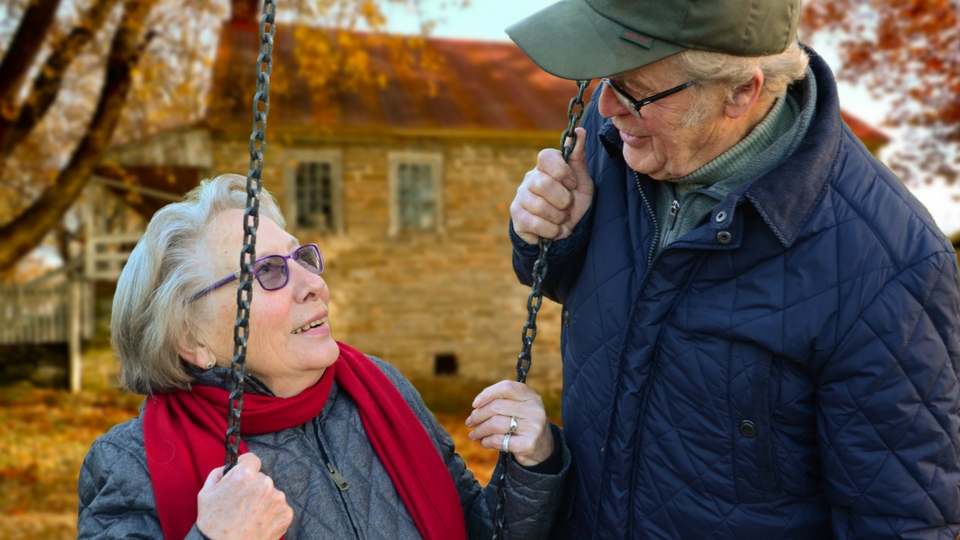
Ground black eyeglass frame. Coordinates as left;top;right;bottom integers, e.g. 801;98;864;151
602;78;697;118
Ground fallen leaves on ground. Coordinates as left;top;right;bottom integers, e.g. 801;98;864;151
0;385;514;538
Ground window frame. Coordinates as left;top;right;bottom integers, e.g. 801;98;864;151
387;151;444;236
282;149;344;234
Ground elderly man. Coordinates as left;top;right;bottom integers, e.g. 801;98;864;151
506;0;960;538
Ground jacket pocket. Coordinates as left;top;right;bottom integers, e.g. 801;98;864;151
751;348;780;499
730;343;781;501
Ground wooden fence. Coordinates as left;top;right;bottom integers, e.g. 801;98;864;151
0;277;92;345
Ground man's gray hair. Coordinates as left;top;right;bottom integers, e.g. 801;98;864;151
666;40;810;126
111;174;285;395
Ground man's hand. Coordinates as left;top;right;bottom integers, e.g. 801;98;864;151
510;127;594;245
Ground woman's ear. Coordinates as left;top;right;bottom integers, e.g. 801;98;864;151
177;338;215;370
724;67;765;119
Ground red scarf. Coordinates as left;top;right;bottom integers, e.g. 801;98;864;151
142;342;467;540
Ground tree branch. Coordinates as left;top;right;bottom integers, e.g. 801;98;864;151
0;0;63;121
0;0;123;160
0;0;156;273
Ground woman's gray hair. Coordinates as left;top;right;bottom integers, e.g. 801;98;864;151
664;40;810;126
111;174;285;395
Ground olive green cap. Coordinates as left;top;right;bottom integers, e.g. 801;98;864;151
506;0;801;80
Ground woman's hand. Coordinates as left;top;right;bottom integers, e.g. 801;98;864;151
466;381;555;467
196;452;293;540
510;127;594;245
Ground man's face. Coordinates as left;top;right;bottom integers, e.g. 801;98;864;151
598;59;725;180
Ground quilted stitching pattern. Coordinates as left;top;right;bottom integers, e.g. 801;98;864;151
512;53;960;539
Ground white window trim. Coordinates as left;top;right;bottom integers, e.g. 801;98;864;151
282;148;344;234
387;151;444;236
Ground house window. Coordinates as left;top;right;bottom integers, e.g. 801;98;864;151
434;353;458;376
283;149;343;233
388;152;443;235
296;162;333;229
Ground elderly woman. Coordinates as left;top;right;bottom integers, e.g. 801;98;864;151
78;174;568;539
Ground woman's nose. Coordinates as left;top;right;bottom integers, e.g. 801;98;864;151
291;262;328;303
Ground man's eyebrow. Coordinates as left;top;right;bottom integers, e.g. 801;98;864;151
612;72;655;93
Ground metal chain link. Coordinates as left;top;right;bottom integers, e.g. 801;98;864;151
224;0;277;474
491;79;590;539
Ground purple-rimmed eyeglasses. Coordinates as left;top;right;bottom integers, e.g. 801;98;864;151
602;78;697;118
191;244;324;301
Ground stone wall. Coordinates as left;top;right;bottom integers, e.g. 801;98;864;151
210;133;565;390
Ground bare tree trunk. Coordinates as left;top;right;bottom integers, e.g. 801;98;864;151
0;0;156;273
0;0;63;119
0;0;123;160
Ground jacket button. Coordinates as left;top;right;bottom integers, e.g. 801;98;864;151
739;420;757;438
717;231;732;244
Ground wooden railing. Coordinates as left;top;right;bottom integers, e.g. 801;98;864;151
0;281;71;344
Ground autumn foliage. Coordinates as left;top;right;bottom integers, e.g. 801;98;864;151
0;0;465;276
0;373;540;538
801;0;960;183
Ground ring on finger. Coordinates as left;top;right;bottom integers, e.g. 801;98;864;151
502;433;511;453
508;416;518;436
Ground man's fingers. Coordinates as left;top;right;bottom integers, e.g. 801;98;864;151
565;127;589;177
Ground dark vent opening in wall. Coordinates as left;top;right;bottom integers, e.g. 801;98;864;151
434;353;458;376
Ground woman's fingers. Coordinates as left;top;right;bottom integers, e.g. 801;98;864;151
197;452;293;540
466;380;556;466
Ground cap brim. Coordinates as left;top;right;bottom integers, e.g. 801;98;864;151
506;0;686;80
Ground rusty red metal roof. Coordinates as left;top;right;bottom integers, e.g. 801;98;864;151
839;110;890;145
205;24;598;134
205;23;888;150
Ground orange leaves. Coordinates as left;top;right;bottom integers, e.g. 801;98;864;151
802;0;960;182
0;387;142;515
436;413;499;485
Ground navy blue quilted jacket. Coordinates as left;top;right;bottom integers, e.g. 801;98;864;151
511;48;960;539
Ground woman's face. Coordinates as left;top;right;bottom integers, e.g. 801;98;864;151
199;208;339;397
597;60;727;180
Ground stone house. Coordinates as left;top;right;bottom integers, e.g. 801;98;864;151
101;12;891;392
104;14;598;390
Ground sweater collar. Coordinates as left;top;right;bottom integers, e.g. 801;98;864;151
599;45;843;248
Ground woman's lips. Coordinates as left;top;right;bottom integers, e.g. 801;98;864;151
299;321;329;337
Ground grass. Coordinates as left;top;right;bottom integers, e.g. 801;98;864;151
0;351;561;538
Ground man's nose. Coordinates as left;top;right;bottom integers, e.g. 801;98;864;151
597;83;629;119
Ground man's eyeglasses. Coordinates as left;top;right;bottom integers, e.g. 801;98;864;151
191;244;324;301
602;78;697;118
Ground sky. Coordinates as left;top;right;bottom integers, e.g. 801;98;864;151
379;0;960;236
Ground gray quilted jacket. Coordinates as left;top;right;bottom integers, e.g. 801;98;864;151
77;357;569;539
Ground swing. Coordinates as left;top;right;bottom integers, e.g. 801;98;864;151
221;3;590;537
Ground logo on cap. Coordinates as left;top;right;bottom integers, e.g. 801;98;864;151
620;29;654;49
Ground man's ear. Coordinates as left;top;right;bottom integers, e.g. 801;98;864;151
177;338;215;370
724;67;765;119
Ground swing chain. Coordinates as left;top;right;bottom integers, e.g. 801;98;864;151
491;79;590;539
514;79;589;385
225;0;277;474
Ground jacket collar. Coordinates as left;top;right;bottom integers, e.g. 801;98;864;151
599;45;843;248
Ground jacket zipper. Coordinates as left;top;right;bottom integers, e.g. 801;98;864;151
311;427;362;538
634;171;661;268
327;462;350;491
